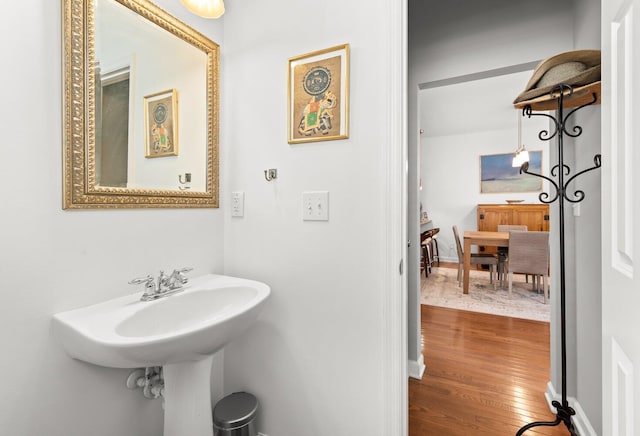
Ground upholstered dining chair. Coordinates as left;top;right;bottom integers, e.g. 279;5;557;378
496;225;528;284
452;225;499;290
506;231;550;303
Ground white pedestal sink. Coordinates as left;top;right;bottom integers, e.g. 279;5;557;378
53;274;270;436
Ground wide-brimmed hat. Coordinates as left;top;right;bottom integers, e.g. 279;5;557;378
514;49;601;104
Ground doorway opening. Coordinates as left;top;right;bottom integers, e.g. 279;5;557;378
409;55;557;436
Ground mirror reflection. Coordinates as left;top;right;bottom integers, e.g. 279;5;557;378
95;0;208;192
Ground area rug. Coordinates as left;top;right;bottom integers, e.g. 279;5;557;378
421;267;550;322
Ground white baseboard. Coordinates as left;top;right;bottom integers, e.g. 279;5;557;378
544;381;558;414
545;382;597;436
408;354;426;379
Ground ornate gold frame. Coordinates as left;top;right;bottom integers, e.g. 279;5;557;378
62;0;219;209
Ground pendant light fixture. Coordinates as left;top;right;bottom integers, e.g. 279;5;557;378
512;110;530;167
179;0;225;18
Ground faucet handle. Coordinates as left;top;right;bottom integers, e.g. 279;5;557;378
129;275;156;299
129;275;154;286
173;267;193;284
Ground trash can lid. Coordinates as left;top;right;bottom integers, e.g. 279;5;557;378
213;392;258;429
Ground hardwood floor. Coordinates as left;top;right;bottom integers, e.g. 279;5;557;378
409;305;567;435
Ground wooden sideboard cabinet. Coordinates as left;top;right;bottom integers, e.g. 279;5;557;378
477;204;550;232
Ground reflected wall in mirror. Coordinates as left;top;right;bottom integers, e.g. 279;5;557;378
63;0;219;208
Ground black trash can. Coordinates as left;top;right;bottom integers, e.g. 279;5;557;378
213;392;258;436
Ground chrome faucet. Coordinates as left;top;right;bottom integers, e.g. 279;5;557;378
129;267;193;301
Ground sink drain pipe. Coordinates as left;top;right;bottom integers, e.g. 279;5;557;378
126;367;165;400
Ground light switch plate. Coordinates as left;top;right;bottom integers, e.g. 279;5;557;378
302;191;329;221
231;191;244;217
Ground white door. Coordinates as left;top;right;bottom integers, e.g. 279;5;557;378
601;0;640;434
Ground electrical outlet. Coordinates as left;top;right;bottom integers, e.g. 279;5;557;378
302;191;329;221
572;203;581;217
231;191;244;217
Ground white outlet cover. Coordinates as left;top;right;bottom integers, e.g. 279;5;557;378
231;191;244;217
572;203;580;217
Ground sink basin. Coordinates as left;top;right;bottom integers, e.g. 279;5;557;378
117;285;260;337
53;274;270;436
53;274;270;367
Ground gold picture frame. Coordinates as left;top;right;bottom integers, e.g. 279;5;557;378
288;44;350;144
144;89;179;158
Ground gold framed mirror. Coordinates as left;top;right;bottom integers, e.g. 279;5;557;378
62;0;219;209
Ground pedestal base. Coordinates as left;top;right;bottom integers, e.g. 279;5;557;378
162;354;215;436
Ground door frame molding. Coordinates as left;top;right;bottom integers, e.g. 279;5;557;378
382;0;408;434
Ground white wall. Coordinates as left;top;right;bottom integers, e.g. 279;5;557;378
0;1;224;435
419;71;550;261
572;0;602;433
220;0;394;434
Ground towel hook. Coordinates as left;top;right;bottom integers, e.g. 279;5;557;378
178;173;191;184
264;169;278;182
178;172;191;190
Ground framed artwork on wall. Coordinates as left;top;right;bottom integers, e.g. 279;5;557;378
480;151;543;193
287;44;350;144
144;89;178;158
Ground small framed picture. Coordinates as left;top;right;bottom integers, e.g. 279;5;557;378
288;44;349;144
144;89;178;158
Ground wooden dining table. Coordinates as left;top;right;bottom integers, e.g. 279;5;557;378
462;231;509;294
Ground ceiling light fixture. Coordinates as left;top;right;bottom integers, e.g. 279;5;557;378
512;111;530;168
179;0;225;18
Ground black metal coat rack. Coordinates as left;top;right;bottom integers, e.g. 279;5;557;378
515;84;601;436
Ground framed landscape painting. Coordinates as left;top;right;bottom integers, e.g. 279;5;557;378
480;151;543;193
